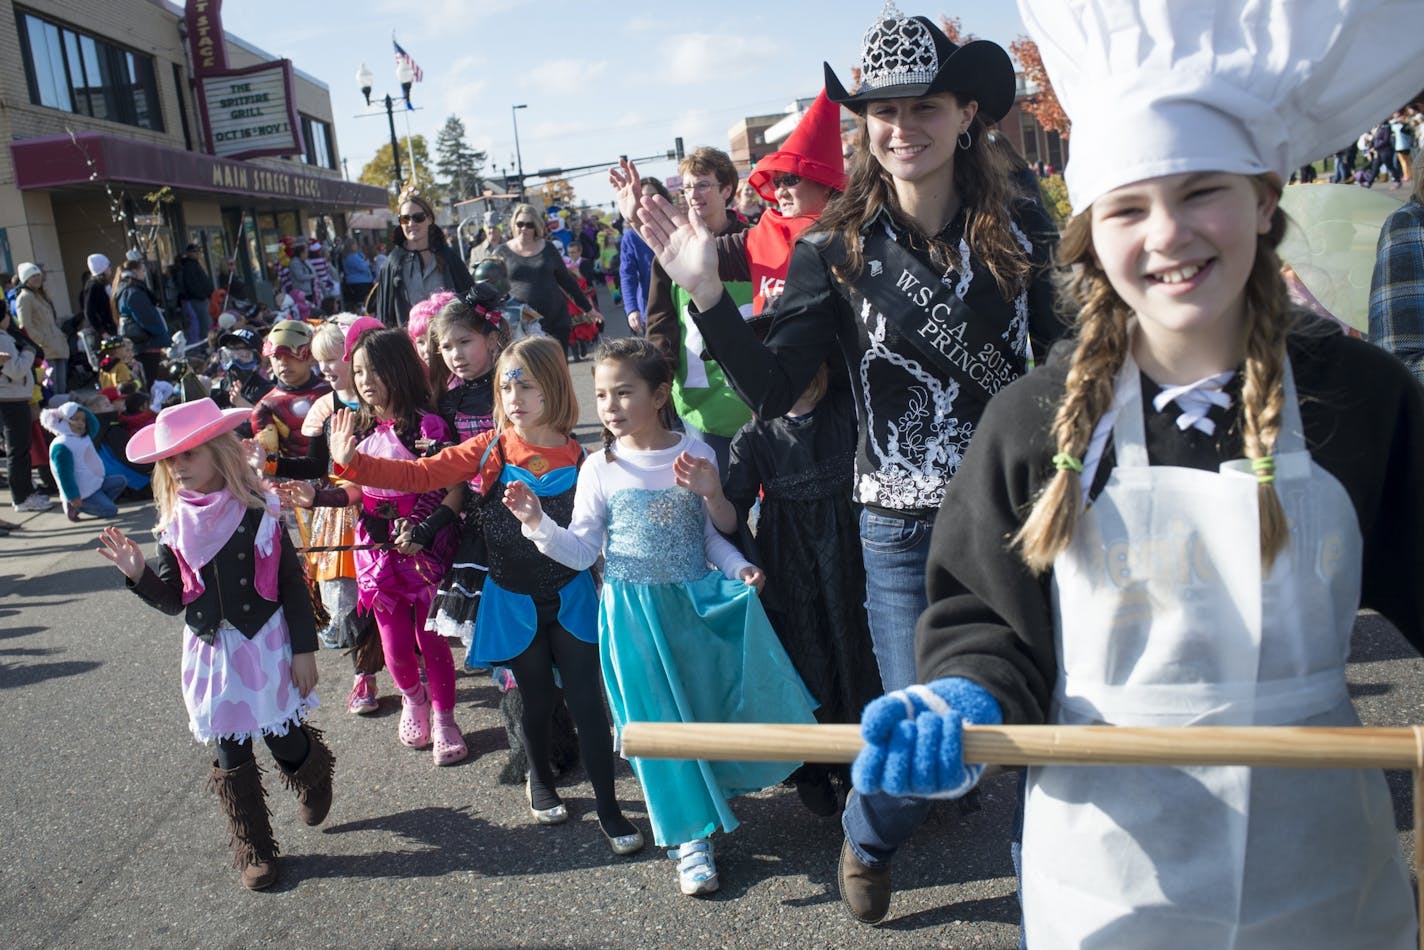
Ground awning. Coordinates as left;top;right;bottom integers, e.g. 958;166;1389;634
10;131;388;210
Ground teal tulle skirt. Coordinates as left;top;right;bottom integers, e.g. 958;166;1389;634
600;570;818;847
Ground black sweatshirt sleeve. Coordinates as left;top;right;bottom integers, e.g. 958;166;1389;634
915;365;1064;725
689;240;843;420
128;543;185;615
273;427;331;480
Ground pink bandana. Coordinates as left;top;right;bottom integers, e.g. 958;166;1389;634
163;489;281;605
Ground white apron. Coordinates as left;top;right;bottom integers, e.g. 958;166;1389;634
1021;356;1414;949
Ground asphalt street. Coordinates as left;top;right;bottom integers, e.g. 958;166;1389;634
2;288;1421;948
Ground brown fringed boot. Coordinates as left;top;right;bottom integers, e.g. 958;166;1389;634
209;759;280;890
277;725;335;826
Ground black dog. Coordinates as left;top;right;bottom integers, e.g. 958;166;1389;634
497;686;582;785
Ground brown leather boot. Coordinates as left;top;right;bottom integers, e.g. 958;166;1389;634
209;759;280;890
838;838;891;924
277;725;335;826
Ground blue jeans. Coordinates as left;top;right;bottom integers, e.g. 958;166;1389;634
841;508;935;867
80;474;127;518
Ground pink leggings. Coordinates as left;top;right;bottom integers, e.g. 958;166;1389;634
375;600;456;712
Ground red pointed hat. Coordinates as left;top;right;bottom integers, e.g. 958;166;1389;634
748;92;849;204
126;398;250;464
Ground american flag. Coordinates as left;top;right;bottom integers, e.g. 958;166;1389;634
393;37;423;83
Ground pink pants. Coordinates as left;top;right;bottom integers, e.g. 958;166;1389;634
375;600;456;712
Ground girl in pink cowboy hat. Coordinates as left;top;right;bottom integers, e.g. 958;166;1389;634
96;398;335;891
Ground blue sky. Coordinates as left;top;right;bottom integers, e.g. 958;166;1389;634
221;2;1030;209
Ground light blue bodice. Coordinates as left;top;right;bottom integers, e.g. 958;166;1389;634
604;487;707;585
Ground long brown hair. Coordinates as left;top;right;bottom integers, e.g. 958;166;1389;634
351;328;434;437
1014;175;1293;573
814;99;1033;298
109;260;144;330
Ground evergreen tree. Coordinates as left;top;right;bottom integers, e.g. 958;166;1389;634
434;115;488;202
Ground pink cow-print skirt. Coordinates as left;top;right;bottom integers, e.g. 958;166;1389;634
180;611;320;744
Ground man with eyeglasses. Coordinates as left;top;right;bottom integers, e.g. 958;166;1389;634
372;186;473;327
614;95;846;475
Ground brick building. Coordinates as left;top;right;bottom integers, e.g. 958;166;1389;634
1;0;385;312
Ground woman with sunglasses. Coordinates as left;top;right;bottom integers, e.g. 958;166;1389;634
634;4;1063;925
372;185;473;328
494;203;600;361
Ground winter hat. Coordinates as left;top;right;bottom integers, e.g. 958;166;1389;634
748;92;849;204
125;249;143;262
40;401;83;436
825;1;1015;120
219;327;262;352
342;316;385;361
1019;0;1424;213
126;398;249;464
217;312;238;331
87;254;110;276
16;262;41;284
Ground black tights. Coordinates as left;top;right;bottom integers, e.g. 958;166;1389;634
504;598;629;833
216;726;310;772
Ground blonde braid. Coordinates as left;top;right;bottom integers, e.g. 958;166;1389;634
1014;213;1132;572
1238;208;1294;566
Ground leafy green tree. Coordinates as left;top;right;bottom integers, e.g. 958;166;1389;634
434;115;488;202
358;135;444;209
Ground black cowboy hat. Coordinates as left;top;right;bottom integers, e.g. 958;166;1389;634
824;5;1016;122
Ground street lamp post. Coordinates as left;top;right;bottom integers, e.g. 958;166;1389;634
511;104;528;200
356;62;410;194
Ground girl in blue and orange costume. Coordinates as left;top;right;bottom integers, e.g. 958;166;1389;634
504;336;818;898
422;286;509;647
337;328;467;765
97;399;334;891
330;335;645;857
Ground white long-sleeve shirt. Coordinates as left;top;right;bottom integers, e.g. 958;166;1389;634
524;433;751;581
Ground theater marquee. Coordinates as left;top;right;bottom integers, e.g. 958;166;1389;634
195;60;304;161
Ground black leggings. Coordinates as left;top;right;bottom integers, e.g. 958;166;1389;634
504;597;622;823
216;726;310;772
0;400;34;506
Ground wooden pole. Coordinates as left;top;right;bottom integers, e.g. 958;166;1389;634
621;721;1424;946
619;722;1424;769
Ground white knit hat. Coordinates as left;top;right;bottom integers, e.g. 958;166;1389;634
87;253;110;276
17;262;41;284
1019;0;1424;213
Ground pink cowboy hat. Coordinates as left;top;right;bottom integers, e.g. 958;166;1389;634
126;398;250;464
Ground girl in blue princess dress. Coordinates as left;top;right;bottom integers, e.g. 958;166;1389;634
505;336;817;898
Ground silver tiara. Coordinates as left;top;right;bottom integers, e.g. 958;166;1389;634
859;0;939;91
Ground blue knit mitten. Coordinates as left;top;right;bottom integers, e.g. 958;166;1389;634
852;677;1002;799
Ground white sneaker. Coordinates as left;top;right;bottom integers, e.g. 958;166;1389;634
14;494;54;513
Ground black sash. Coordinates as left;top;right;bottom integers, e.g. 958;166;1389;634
844;226;1027;400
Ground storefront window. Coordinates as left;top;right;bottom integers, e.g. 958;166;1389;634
301;116;336;170
17;10;163;132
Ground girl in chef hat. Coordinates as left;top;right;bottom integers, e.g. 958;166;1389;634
852;0;1424;944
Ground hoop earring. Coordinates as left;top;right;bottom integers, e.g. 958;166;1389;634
958;129;973;151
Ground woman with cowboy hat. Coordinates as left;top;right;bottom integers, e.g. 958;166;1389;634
634;1;1064;924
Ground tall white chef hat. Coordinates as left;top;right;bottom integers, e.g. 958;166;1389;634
1018;0;1424;213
